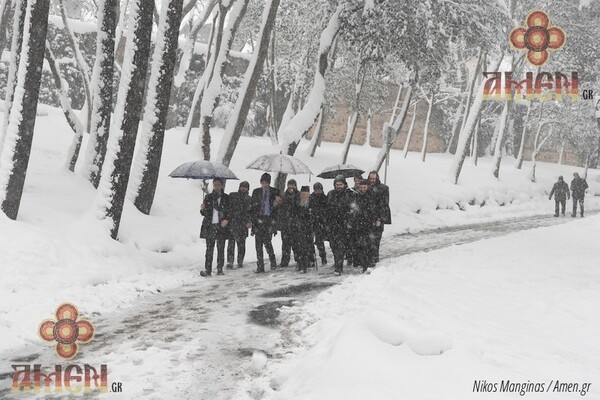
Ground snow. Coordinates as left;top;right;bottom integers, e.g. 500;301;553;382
48;14;97;35
232;215;600;399
1;102;599;397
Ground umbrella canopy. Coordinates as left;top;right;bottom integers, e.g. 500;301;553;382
169;160;238;180
317;164;365;179
246;154;312;175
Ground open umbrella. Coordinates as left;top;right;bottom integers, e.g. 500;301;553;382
246;153;312;175
317;164;364;179
169;160;238;180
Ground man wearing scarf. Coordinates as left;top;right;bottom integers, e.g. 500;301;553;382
250;173;281;273
200;178;230;277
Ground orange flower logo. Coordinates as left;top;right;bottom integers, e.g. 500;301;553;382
509;10;566;66
39;303;95;359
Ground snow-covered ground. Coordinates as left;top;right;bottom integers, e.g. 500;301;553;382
233;215;600;400
1;105;599;398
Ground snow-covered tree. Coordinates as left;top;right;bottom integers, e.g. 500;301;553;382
130;0;184;215
95;0;154;239
0;0;51;220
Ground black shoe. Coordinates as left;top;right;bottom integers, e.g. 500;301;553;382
571;214;576;217
217;270;224;275
237;263;243;268
321;258;327;265
200;271;212;277
226;264;234;269
279;263;288;268
554;214;559;217
255;268;265;273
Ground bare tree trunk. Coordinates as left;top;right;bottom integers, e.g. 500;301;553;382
389;83;403;124
44;43;85;171
0;0;50;220
0;0;12;51
216;0;282;166
266;27;278;144
558;139;565;165
0;0;26;157
59;0;92;133
131;0;183;215
403;103;417;159
340;61;366;164
514;101;532;169
492;102;511;178
421;90;435;162
471;115;480;166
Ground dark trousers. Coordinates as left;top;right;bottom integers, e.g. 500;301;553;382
355;231;373;271
554;199;566;216
227;237;246;266
205;225;226;274
254;219;276;271
280;229;297;266
313;231;327;263
371;228;383;264
572;197;584;216
346;230;356;265
330;230;347;273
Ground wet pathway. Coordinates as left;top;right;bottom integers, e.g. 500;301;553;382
0;211;595;399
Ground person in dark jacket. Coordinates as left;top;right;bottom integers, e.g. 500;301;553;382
570;172;589;217
327;175;354;276
368;171;391;264
250;173;281;273
200;178;230;277
278;179;300;268
348;179;376;273
309;182;328;265
295;186;314;273
549;176;570;217
226;181;252;268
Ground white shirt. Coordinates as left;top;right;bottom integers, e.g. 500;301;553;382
212;197;221;224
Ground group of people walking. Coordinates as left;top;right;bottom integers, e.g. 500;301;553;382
549;172;589;217
199;171;391;277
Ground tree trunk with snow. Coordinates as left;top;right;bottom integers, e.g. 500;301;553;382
307;104;327;157
340;62;366;164
83;0;117;188
199;0;248;161
96;0;154;239
421;90;435;163
471;115;480;166
44;43;85;171
373;84;414;171
449;53;503;184
492;102;511;178
403;103;417;159
514;101;532;169
130;0;183;215
389;83;403;124
216;0;281;167
558;139;565;165
529;123;556;182
266;27;279;145
364;108;373;147
0;0;26;157
0;0;50;220
59;0;92;134
0;0;12;51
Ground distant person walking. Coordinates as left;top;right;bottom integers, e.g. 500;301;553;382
295;186;314;273
367;171;391;264
570;172;588;217
309;182;328;266
200;178;230;277
278;179;300;268
549;176;569;217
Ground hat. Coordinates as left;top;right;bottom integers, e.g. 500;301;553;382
287;179;297;186
260;173;271;183
301;185;310;192
313;182;323;190
239;181;249;189
334;174;346;184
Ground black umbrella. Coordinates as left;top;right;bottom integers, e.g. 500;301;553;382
317;164;364;179
169;160;238;180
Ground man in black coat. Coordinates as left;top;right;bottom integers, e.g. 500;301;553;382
549;176;570;217
309;182;328;265
368;170;391;264
327;175;354;276
200;178;229;277
570;172;589;217
278;179;300;268
250;173;281;273
348;179;376;273
226;181;252;268
295;186;314;273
